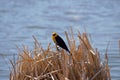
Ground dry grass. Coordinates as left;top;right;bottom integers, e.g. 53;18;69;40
10;30;111;80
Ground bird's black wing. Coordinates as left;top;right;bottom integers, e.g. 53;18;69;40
56;35;70;53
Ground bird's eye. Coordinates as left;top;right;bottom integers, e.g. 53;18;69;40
53;34;56;36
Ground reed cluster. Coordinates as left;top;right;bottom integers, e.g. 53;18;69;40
10;30;111;80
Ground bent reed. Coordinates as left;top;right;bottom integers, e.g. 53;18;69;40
10;30;111;80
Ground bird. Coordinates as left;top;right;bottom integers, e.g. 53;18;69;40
52;32;70;53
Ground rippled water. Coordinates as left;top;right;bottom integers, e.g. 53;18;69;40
0;0;120;80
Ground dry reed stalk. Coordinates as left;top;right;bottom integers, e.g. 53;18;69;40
10;30;111;80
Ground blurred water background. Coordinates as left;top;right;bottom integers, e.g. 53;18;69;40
0;0;120;80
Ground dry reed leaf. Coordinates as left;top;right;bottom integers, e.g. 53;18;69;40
10;30;111;80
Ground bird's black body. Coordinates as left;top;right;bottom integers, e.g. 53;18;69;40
55;35;70;53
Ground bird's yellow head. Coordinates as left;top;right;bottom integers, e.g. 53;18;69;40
52;32;57;37
52;32;58;43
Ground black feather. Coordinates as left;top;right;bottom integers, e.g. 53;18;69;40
55;35;70;53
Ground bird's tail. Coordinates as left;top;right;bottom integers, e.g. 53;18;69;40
68;50;72;56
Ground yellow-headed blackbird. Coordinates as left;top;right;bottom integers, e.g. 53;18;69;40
52;32;70;53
